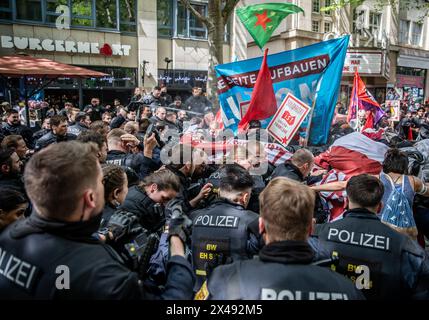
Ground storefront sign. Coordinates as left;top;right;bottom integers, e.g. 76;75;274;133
158;69;208;87
0;35;131;56
396;74;424;88
343;51;382;75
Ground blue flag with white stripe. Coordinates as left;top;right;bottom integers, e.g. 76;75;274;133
215;36;349;145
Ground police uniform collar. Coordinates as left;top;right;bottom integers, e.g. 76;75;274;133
259;240;315;265
212;197;245;209
343;208;380;220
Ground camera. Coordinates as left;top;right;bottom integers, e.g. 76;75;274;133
99;210;162;279
146;123;165;148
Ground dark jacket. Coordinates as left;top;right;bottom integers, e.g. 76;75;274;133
105;150;160;180
33;128;50;142
164;166;193;216
312;208;429;300
143;94;166;108
190;198;261;291
120;185;165;232
270;161;304;182
184;95;212;114
202;240;365;300
2;122;34;149
67;122;89;137
110;115;127;129
0;173;25;195
35;132;77;152
0;213;194;299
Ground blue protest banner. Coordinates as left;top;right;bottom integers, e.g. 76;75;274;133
215;36;349;145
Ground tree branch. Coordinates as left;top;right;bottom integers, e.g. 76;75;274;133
222;0;240;21
179;0;213;29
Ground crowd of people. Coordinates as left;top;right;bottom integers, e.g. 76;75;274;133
0;86;428;300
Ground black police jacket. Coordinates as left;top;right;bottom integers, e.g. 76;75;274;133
312;208;429;300
120;185;165;232
202;240;365;300
0;213;194;299
2;122;34;149
106;150;160;180
165;166;193;215
100;202;119;228
270;161;304;182
67;122;88;137
190;198;261;291
34;131;77;152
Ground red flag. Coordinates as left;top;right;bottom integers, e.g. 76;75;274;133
361;111;374;132
238;48;277;130
347;69;384;128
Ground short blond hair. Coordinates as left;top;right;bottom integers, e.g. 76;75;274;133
259;177;315;241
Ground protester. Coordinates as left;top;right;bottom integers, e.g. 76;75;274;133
0;148;24;193
0;187;28;232
143;86;166;108
184;87;212;114
34;115;76;152
77;131;108;164
1;135;28;160
1;109;34;148
68;112;91;136
100;164;128;228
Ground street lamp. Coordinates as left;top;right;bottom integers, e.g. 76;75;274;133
164;57;172;84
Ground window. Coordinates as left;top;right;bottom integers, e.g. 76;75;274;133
72;0;93;27
399;20;410;44
158;0;208;40
411;22;422;46
120;0;136;32
45;0;67;24
312;0;320;13
16;0;42;21
157;0;173;37
312;20;320;32
0;0;12;20
369;12;381;36
324;22;331;32
324;0;331;15
96;0;117;29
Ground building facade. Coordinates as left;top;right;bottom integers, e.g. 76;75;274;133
0;0;246;107
244;0;429;109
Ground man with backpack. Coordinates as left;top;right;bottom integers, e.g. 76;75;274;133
312;174;429;300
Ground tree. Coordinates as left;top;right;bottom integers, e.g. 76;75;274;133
322;0;429;20
179;0;240;107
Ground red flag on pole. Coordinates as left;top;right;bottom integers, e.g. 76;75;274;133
238;48;277;130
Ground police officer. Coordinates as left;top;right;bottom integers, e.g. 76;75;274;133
270;148;314;182
34;115;76;152
190;164;262;292
196;177;364;300
0;141;194;299
105;128;160;179
312;174;429;300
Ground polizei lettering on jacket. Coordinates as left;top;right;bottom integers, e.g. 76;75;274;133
327;228;390;251
0;246;38;291
261;288;349;300
194;215;239;228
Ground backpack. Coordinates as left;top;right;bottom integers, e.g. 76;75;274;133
380;173;418;240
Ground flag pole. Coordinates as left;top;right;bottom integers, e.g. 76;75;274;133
303;97;317;147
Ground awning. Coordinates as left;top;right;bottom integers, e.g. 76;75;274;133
0;55;107;78
397;54;429;70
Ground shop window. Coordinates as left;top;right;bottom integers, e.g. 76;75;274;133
157;0;173;37
120;0;136;32
399;20;410;44
411;22;422;46
0;0;12;21
16;0;42;21
96;0;117;29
